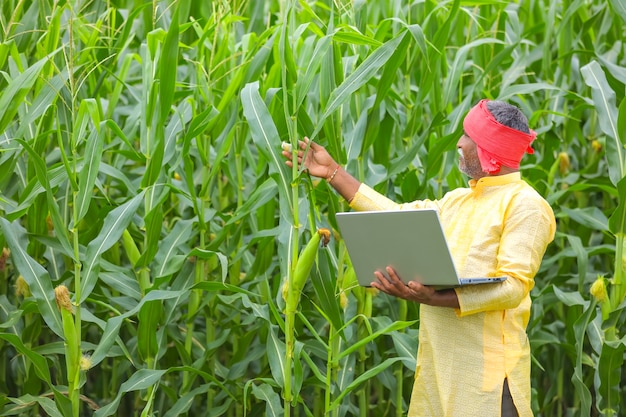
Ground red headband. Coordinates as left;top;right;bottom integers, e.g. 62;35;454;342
462;100;536;174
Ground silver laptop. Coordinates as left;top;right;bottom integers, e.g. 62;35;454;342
335;209;506;288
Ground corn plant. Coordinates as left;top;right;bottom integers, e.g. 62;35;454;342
0;0;625;416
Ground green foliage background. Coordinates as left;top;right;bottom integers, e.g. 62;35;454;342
0;0;625;416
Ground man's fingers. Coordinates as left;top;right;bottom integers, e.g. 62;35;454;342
303;137;323;152
373;270;387;284
373;270;409;299
373;271;393;290
372;271;434;304
384;267;406;287
385;267;399;280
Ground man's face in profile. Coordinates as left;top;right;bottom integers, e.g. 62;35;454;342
457;133;485;179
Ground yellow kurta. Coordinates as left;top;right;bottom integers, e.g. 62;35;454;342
349;173;556;417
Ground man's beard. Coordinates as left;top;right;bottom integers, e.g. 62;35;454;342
458;150;485;179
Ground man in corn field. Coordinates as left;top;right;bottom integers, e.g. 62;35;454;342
283;99;556;417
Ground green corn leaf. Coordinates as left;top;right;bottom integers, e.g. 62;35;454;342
14;139;75;260
2;394;63;417
162;384;213;417
300;349;327;385
322;40;346;160
337;355;357;392
0;219;63;337
144;31;159;133
94;369;167;417
229;293;270;326
310;247;344;333
585;313;605;356
0;55;49;132
329;357;404;410
460;0;508;4
0;39;12;70
295;35;331;110
443;37;504;106
373;26;411;109
136;185;170;268
608;0;626;23
0;332;52;384
81;191;145;303
311;30;407;141
201;110;237;186
596;338;626;415
103;119;144;163
72;98;100;149
553;286;587;307
266;325;286;389
244;28;276;84
608;175;626;235
224;178;278;226
608;175;626;306
563;234;588;291
250;383;283;417
215;27;261;114
608;99;626;230
89;316;126;368
141;134;165;188
166;365;236;397
333;26;383;47
75;125;104;224
0;296;21;335
188;248;228;283
570;293;595;416
159;6;179;123
292;341;305;398
182;106;220;155
152;219;195;278
416;0;460;105
406;22;429;61
90;288;193;368
240;82;286;177
581;61;623;185
559;207;609;231
100;271;142;301
137;300;162;362
241;81;293;214
278;11;297;88
192;281;258;298
338;318;418;360
14;71;68;138
499;82;561;99
391;331;419;370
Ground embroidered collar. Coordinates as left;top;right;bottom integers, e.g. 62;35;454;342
468;172;521;191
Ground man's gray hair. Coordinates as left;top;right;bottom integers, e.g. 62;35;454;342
486;101;530;134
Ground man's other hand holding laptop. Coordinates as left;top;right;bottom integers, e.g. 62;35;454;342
372;266;459;308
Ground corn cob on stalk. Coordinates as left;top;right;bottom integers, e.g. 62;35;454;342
55;285;80;416
283;228;330;409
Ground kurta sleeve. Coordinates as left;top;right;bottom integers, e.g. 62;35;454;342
349;183;439;212
349;184;400;211
455;193;556;317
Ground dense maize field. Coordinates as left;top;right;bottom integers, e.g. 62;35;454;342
0;0;625;416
